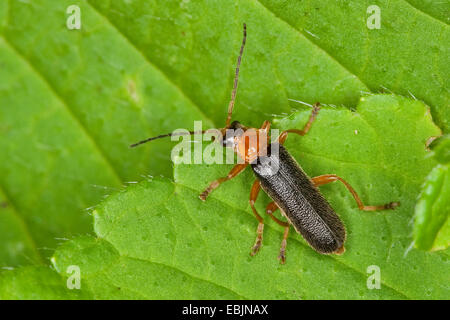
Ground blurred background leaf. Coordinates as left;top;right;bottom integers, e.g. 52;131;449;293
414;135;450;251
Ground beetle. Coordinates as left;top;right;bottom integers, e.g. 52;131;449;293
131;23;399;263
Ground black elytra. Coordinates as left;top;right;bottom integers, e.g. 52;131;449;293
252;143;346;254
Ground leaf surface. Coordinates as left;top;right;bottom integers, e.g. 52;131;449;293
3;95;447;299
0;1;448;299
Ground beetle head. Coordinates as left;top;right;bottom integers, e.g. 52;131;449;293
220;121;270;164
221;121;247;148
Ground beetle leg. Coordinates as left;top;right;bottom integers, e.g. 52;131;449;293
265;202;288;226
249;180;264;256
260;120;271;131
279;226;290;264
311;174;400;211
278;102;320;144
199;163;247;201
265;201;290;264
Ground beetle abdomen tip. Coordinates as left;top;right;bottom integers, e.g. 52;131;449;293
334;245;345;255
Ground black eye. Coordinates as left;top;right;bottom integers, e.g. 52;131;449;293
222;125;245;147
230;121;241;130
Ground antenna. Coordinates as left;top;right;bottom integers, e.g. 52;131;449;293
130;130;206;148
225;23;247;128
130;23;247;148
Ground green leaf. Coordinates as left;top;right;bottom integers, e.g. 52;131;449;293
88;0;450;131
0;189;42;267
413;134;450;251
404;0;450;24
51;235;243;299
0;0;448;300
413;165;449;251
0;266;91;300
0;0;448;268
257;0;450;132
429;134;450;164
0;35;122;265
0;0;212;265
3;94;447;299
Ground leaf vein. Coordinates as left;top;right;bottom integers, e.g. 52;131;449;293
0;35;123;186
0;185;43;265
121;254;248;299
402;0;450;25
85;0;217;127
254;0;371;93
175;180;412;299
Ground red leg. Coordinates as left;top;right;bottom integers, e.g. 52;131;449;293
249;180;264;256
265;202;290;264
311;174;399;211
278;102;320;144
260;120;271;131
265;202;288;227
199;163;247;201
